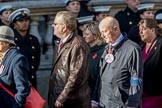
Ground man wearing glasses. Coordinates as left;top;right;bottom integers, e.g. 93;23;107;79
48;11;91;108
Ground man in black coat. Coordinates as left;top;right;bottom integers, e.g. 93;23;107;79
115;0;141;34
128;3;155;45
8;8;40;89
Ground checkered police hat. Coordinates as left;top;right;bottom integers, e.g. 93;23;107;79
0;26;15;45
8;8;30;23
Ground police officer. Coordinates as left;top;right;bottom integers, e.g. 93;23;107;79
0;5;13;26
115;0;141;34
8;8;40;89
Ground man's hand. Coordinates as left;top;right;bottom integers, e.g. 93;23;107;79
55;100;63;108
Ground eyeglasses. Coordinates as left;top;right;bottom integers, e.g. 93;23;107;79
52;23;64;26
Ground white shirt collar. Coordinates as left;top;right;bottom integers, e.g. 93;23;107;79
61;32;73;43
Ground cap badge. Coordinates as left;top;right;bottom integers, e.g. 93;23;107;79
21;10;25;16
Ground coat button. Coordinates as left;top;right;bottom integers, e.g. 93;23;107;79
31;66;34;69
32;56;35;59
31;75;34;79
15;38;18;41
32;46;35;49
127;12;130;16
129;21;132;25
17;47;20;49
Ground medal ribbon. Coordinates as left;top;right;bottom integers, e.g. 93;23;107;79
107;44;113;54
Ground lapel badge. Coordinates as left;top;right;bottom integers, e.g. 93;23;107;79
105;54;114;63
127;13;130;16
21;10;25;16
154;46;157;50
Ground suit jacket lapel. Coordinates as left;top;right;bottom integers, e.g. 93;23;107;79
145;39;159;63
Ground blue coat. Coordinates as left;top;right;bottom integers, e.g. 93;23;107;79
0;48;30;108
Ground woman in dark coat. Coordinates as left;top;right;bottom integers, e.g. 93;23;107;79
83;21;106;108
0;26;30;108
139;18;162;108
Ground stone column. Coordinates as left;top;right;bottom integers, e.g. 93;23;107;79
30;16;46;63
30;16;43;46
44;15;54;62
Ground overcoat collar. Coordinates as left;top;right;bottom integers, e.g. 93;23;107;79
53;32;75;66
142;36;160;63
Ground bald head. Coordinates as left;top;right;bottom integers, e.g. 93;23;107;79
99;16;120;32
99;16;121;43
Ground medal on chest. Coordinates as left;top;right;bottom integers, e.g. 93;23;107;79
105;45;114;63
105;53;114;63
